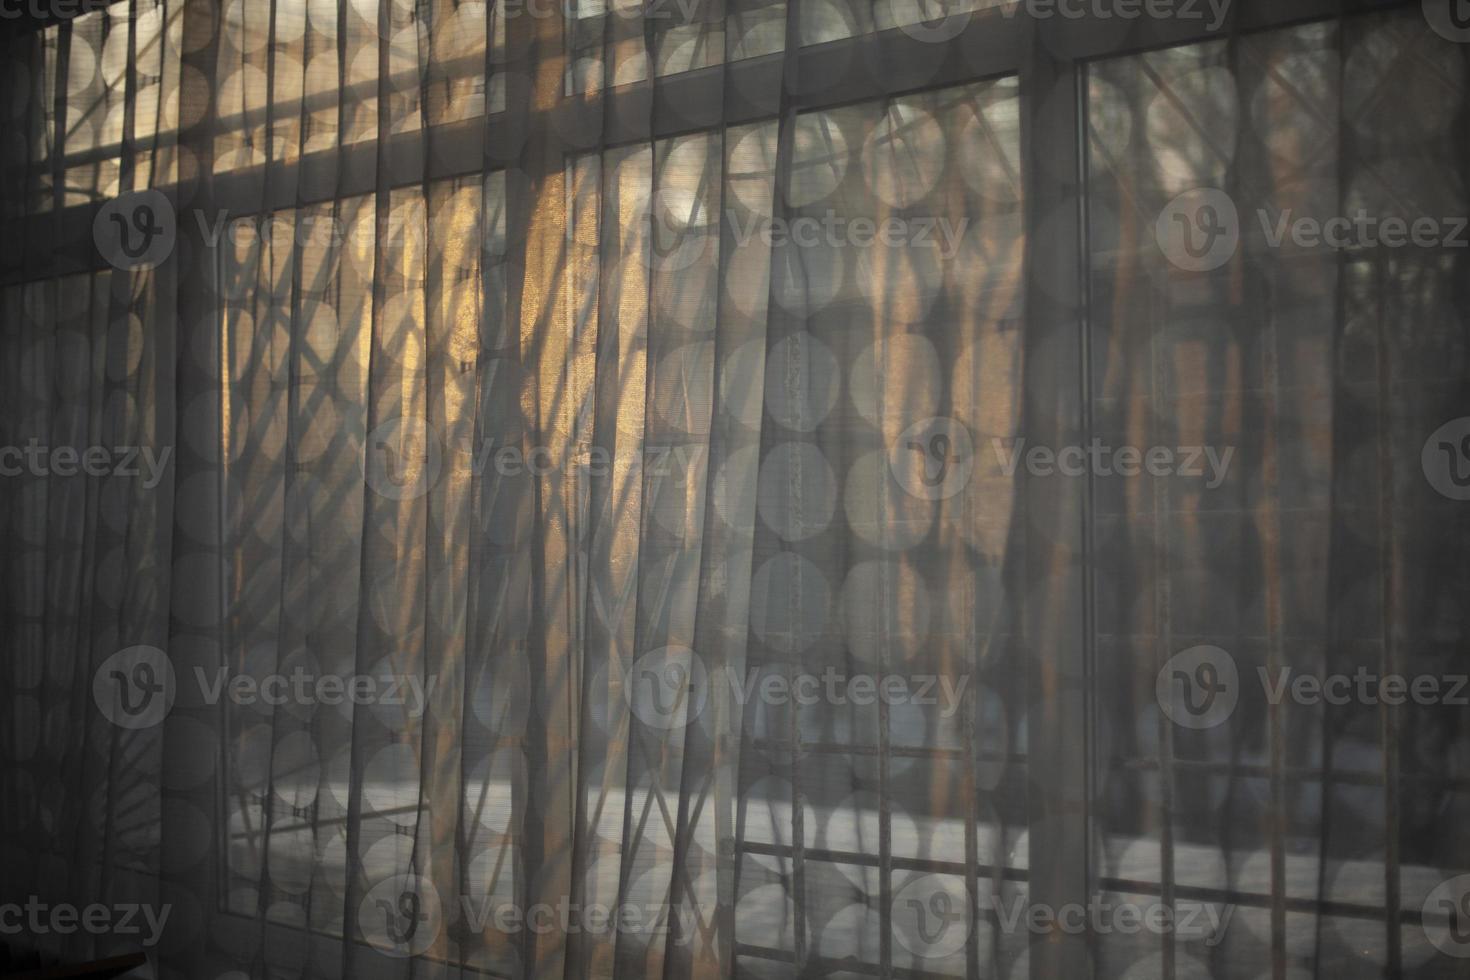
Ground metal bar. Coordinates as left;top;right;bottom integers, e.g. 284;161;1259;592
1019;14;1093;980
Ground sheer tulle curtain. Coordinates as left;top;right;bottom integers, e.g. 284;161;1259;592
2;0;1027;976
1085;15;1470;977
1;2;1469;980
